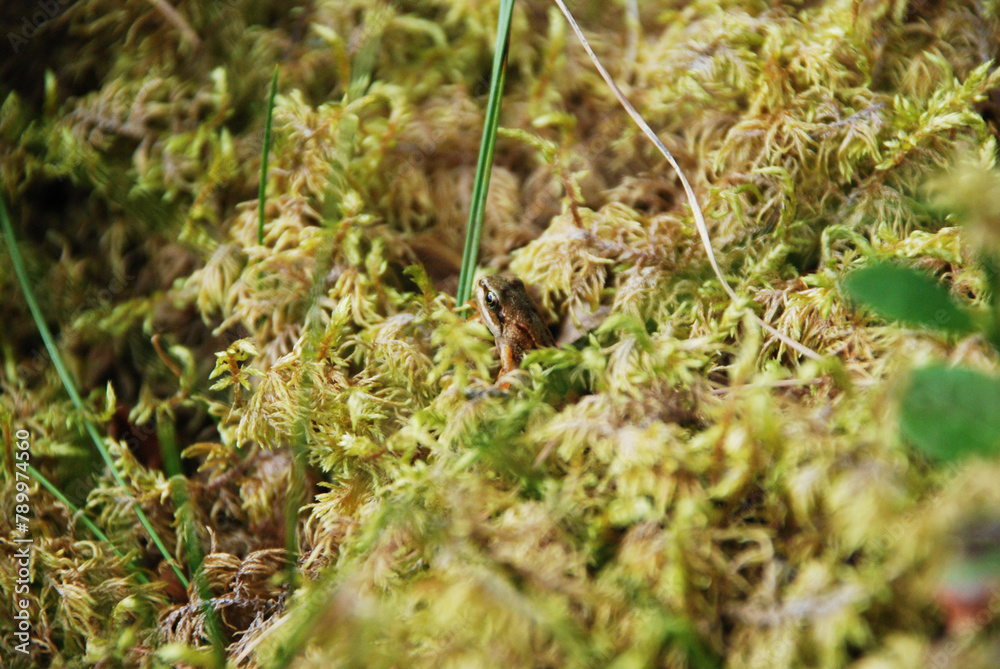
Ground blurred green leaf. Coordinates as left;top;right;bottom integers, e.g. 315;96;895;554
901;365;1000;461
942;548;1000;590
843;262;974;333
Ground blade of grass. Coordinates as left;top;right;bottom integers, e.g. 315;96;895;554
0;193;190;588
38;463;230;659
28;464;150;584
347;5;391;101
159;411;228;662
455;0;517;307
258;65;279;246
171;474;228;665
552;0;822;362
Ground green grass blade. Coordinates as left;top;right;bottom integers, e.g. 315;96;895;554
0;193;189;588
156;410;184;478
28;465;150;584
258;65;279;246
170;476;228;663
455;0;516;307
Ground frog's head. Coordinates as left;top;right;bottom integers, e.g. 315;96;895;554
475;274;522;340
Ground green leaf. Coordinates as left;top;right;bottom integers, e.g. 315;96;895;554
843;262;974;333
900;365;1000;461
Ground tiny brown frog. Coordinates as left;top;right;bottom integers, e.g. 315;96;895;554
475;274;555;390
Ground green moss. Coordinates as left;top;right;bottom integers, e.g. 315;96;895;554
3;0;1000;667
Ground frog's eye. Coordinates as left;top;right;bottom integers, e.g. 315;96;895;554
484;290;500;311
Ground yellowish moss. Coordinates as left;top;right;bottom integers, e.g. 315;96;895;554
5;0;1000;667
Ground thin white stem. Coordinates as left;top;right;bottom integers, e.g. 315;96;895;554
552;0;822;361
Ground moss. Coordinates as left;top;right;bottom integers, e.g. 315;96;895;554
3;0;1000;667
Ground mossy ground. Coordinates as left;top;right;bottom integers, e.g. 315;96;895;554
2;0;1000;667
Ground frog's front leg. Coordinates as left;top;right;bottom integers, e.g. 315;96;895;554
495;342;518;390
